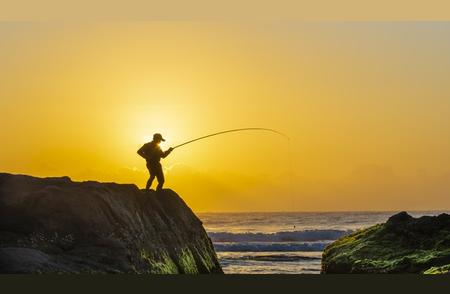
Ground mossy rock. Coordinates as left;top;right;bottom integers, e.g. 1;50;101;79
321;212;450;274
423;264;450;274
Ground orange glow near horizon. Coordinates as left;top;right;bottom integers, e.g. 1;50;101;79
1;22;450;212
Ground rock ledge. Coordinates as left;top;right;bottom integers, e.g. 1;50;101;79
0;173;222;274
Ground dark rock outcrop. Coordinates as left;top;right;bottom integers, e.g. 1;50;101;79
321;211;450;274
0;173;222;274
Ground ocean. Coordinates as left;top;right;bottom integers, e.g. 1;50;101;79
197;211;448;274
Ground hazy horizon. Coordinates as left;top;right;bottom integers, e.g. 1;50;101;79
2;22;450;212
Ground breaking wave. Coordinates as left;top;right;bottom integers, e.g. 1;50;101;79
219;254;321;262
213;241;331;252
208;229;352;243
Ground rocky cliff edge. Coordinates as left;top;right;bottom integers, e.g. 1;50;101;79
0;173;222;274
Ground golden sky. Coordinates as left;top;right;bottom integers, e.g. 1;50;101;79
1;22;450;212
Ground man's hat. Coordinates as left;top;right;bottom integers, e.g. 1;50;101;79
153;133;165;142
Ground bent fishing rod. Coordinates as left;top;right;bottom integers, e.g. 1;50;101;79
172;128;290;149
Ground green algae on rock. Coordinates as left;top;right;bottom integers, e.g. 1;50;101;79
321;211;450;274
423;264;450;274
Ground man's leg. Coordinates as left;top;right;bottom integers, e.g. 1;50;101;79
146;167;156;190
156;164;165;192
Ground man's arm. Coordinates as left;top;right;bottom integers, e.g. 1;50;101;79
161;147;174;158
137;145;147;159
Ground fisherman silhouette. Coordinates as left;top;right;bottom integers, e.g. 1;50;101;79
137;133;174;192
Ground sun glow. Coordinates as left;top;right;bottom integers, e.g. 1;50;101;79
1;22;450;211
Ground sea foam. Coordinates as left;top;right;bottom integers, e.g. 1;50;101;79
208;229;352;243
213;241;331;252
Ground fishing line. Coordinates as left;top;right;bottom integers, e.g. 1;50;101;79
170;127;295;212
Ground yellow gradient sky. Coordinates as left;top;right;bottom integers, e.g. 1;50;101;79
1;22;450;212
